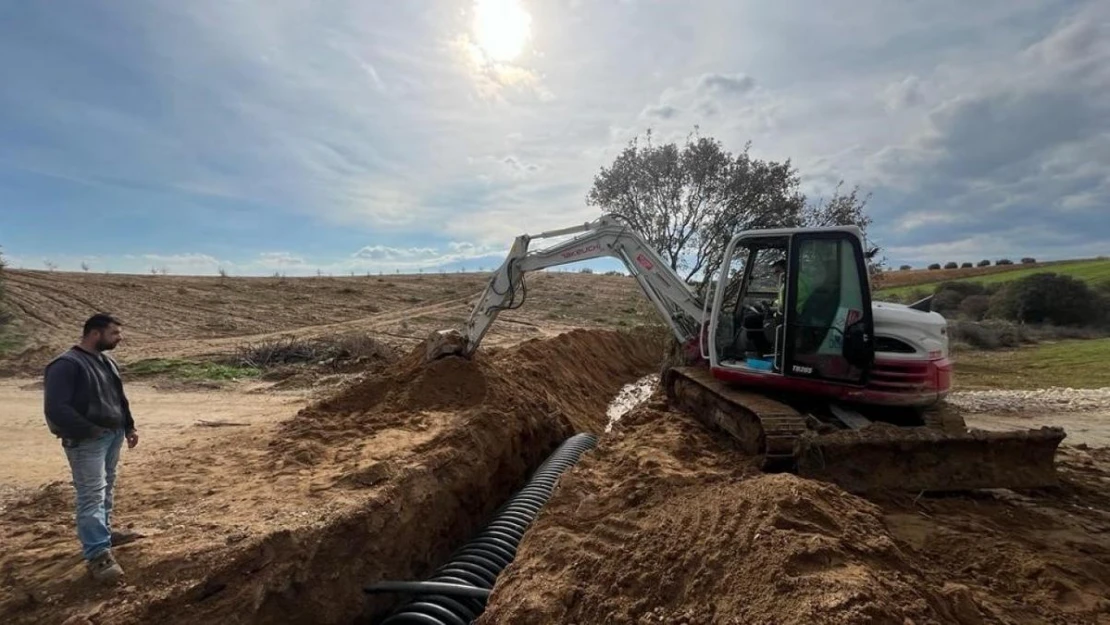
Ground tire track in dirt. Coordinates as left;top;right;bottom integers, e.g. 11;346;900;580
2;281;71;331
4;272;112;315
5;272;261;339
141;295;478;360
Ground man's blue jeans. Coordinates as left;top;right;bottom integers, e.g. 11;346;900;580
63;428;125;560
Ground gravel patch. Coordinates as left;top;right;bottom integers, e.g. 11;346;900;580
949;387;1110;413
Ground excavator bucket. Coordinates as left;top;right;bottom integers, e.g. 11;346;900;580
664;366;1066;494
424;329;470;362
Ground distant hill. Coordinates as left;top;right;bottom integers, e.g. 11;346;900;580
878;258;1110;299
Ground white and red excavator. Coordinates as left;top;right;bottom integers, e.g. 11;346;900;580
427;214;1065;492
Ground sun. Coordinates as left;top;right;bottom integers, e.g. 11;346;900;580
473;0;532;63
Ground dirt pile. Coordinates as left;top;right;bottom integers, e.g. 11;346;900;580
479;402;1110;625
271;326;667;465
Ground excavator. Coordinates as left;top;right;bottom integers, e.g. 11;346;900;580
426;214;1065;493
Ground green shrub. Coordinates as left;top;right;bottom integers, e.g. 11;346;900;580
944;262;958;269
977;259;991;267
958;294;991;321
987;273;1107;327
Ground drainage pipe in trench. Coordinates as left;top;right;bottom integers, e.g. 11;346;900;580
364;432;598;624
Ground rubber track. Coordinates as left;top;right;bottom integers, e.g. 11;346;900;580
663;365;808;471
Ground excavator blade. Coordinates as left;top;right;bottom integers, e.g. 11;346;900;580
794;424;1066;493
663;365;1066;494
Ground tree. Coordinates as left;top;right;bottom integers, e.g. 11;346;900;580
944;262;958;269
960;262;973;268
977;259;991;267
928;263;941;270
899;265;912;271
81;262;90;272
1021;257;1036;264
587;128;873;290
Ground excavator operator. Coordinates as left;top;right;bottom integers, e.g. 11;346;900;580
772;259;787;313
772;258;814;315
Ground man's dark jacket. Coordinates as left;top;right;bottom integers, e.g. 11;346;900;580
43;346;135;440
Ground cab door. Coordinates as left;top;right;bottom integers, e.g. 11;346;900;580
782;231;875;385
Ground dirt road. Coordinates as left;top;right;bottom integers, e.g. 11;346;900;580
966;409;1110;447
0;379;309;510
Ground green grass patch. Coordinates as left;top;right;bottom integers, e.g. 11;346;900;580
953;338;1110;390
880;258;1110;298
125;358;260;381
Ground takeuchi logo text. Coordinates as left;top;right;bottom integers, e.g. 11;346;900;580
561;243;601;259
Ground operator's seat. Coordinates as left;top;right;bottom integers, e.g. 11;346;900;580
794;284;839;357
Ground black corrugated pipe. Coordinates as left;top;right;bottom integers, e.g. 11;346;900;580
364;432;598;624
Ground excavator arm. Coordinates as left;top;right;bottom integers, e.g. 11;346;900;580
428;215;706;360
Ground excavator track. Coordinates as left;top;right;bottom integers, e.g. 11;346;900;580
663;365;808;471
663;365;1067;493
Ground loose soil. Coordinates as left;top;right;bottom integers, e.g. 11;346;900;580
480;399;1110;625
0;327;666;625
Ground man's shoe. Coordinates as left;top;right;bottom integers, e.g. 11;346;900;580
87;550;124;584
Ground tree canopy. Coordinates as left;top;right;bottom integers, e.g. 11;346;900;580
586;129;875;289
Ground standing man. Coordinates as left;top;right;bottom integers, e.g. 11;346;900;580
43;313;139;583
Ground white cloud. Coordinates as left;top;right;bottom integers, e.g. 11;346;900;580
256;252;307;268
882;75;924;111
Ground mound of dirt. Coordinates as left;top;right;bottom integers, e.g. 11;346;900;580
479;402;1110;625
477;405;949;624
271;326;667;465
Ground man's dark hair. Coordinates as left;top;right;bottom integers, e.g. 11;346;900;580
83;313;122;336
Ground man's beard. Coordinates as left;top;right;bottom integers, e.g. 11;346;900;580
96;339;118;351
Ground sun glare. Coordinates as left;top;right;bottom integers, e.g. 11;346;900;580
473;0;532;63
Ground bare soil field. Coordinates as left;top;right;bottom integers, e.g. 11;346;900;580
0;269;656;372
2;269;1109;624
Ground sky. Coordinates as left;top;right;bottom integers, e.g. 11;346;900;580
0;0;1107;276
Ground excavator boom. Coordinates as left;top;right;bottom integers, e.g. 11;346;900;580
427;215;704;360
426;214;1064;493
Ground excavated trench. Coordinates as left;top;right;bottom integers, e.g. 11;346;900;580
133;328;666;625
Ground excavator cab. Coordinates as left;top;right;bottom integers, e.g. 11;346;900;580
709;227;875;392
